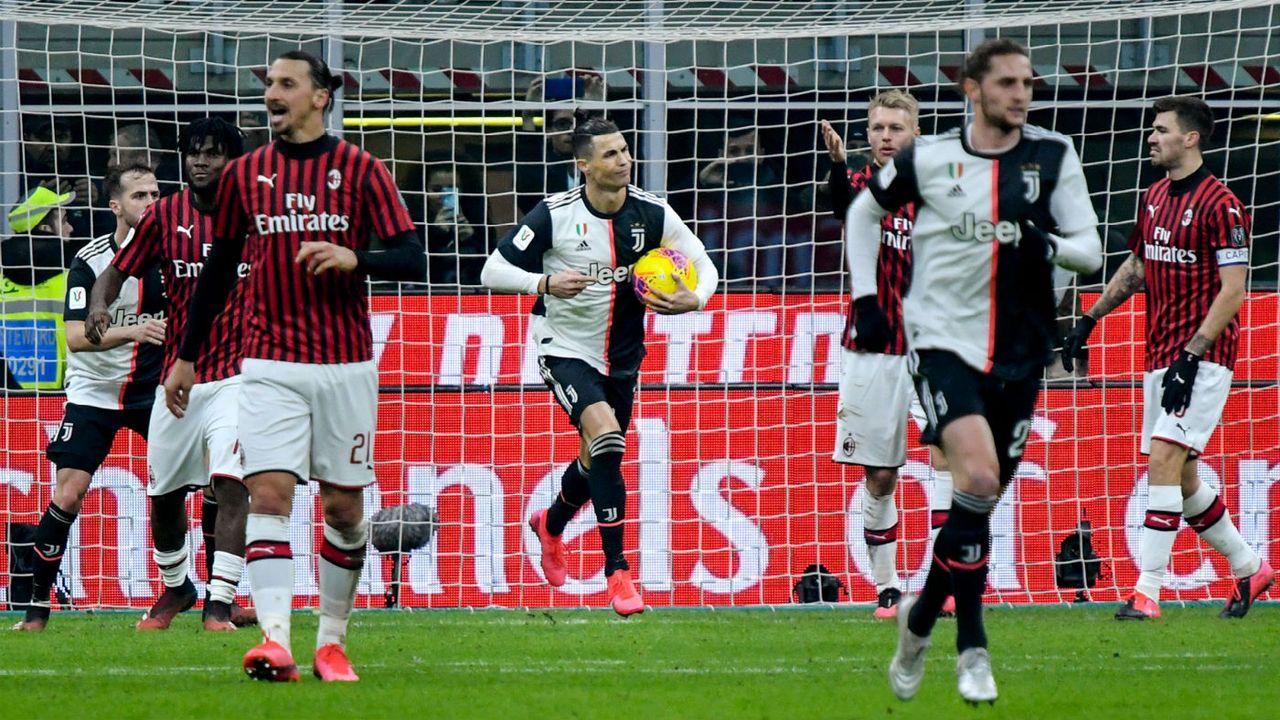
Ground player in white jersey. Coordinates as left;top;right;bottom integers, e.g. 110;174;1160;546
14;164;163;631
845;39;1102;703
482;115;717;616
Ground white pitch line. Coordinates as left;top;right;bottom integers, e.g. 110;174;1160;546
0;656;1261;679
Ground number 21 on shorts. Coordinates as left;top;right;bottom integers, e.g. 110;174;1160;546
350;432;371;467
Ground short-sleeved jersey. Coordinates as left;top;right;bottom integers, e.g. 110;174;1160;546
869;125;1099;379
64;234;165;409
211;135;415;364
1127;166;1250;371
113;188;249;383
495;185;705;378
840;164;915;355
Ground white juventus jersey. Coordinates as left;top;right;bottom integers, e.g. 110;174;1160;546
495;185;713;377
64;234;165;409
868;125;1099;378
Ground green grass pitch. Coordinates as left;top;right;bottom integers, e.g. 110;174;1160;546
1;605;1275;719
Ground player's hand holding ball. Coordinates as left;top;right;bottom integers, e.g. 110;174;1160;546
633;247;700;315
296;241;358;275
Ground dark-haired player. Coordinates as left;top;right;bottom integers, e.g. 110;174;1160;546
1062;95;1273;622
165;50;425;681
13;164;164;631
88;118;256;632
846;39;1101;703
482;116;717;616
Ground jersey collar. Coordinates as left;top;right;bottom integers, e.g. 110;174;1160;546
1166;164;1210;197
960;123;1025;159
580;187;629;219
274;134;340;160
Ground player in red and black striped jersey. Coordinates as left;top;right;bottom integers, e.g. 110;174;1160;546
166;51;425;682
1064;96;1273;621
87;118;255;632
821;91;953;621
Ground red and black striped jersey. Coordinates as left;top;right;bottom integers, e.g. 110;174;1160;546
114;189;249;383
212;135;415;364
831;162;915;355
1128;166;1250;371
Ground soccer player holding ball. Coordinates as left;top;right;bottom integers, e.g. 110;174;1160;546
1062;96;1273;621
482;115;717;616
845;39;1102;703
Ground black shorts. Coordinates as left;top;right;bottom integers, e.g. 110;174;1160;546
911;350;1039;486
45;403;151;474
538;356;637;433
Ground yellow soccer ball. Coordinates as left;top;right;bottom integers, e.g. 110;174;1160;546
632;247;698;300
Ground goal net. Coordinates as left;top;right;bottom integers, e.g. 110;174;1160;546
0;0;1276;611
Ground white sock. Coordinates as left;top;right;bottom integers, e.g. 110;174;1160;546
861;486;900;592
1135;485;1182;600
1183;482;1260;579
153;542;189;588
245;513;294;649
207;551;245;604
928;470;953;549
317;520;368;650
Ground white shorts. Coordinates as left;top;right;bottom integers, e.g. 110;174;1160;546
239;358;378;488
147;375;242;497
832;350;926;467
1141;360;1232;455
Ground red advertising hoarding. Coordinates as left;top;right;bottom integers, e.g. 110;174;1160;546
2;387;1277;609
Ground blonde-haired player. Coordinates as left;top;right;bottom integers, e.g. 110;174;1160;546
822;90;953;620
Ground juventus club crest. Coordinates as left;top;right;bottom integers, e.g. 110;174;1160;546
630;224;646;252
1022;168;1041;203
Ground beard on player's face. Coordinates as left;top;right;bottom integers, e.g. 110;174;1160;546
980;95;1023;133
265;93;322;139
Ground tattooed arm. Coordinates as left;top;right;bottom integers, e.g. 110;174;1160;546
1084;253;1145;320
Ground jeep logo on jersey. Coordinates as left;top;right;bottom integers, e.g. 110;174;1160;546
950;212;1020;245
587;262;632;284
112;307;165;327
1022;169;1040;203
